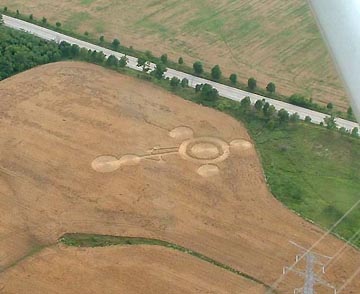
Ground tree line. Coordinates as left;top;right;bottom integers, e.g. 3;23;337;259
0;21;358;138
2;7;356;122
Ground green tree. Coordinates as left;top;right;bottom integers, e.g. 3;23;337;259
145;50;153;59
153;63;167;79
137;57;150;72
170;76;180;87
211;65;222;80
254;99;263;111
112;38;120;49
339;127;347;134
193;61;203;74
106;55;119;68
56;22;61;28
351;127;359;138
195;84;203;93
16;10;20;15
42;17;47;24
229;73;237;85
99;36;105;43
119;55;128;68
0;13;3;25
305;116;312;123
240;96;251;111
266;82;276;93
178;57;184;64
70;44;80;57
200;84;219;101
347;106;353;117
327;102;333;110
160;54;168;64
181;78;189;88
324;115;337;130
248;77;257;91
278;109;290;123
84;31;89;36
29;14;33;21
290;112;300;123
3;7;7;12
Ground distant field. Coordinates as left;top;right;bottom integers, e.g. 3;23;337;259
0;0;349;110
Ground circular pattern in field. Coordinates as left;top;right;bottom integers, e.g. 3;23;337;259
230;139;253;151
91;156;120;173
118;154;141;166
92;155;141;172
169;126;194;140
179;137;230;164
197;164;220;177
191;143;220;159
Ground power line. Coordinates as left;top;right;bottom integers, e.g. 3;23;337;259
283;241;337;294
267;198;360;293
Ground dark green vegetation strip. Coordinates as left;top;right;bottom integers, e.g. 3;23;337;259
60;233;273;291
0;24;359;248
0;25;61;80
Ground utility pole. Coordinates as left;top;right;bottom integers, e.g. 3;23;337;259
283;241;337;294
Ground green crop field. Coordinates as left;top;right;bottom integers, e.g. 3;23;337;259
0;0;349;110
248;121;360;244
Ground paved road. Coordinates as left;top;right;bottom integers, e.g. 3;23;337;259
3;15;359;131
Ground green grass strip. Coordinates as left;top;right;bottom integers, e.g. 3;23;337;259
60;233;275;292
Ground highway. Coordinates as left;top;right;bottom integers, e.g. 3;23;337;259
3;14;359;131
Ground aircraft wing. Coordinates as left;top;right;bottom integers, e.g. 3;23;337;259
309;0;360;121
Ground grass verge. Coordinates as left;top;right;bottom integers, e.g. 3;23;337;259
60;233;274;292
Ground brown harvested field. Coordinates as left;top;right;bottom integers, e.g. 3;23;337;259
0;62;358;293
0;0;349;110
0;245;265;294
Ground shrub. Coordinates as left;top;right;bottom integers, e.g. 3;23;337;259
248;77;257;91
112;38;120;49
290;112;300;123
240;96;251;110
178;57;184;64
200;84;219;101
229;73;237;84
351;127;359;138
255;99;263;111
266;82;276;93
170;76;180;87
211;65;222;80
119;55;128;68
160;54;168;64
278;109;290;123
181;78;189;88
193;61;203;74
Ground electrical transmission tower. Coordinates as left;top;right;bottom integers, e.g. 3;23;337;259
283;241;337;294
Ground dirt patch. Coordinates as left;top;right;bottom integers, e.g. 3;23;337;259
0;62;358;293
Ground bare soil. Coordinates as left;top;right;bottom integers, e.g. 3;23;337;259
0;62;358;293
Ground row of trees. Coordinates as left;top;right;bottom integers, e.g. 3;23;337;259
5;7;352;122
191;60;276;94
